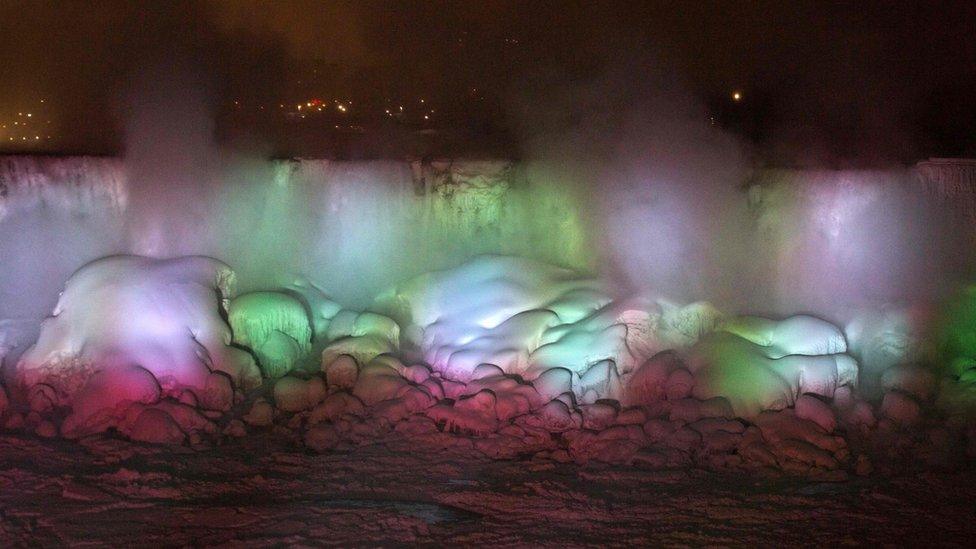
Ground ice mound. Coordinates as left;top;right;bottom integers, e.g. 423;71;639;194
228;291;313;378
320;310;400;367
375;255;655;384
688;315;858;418
14;255;260;437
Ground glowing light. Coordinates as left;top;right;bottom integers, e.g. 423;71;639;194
26;113;31;117
732;91;742;102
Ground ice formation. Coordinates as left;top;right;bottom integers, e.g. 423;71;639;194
228;291;313;378
687;315;858;418
375;255;654;384
14;255;259;437
1;152;974;481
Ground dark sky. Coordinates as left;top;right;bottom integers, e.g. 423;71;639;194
0;0;974;162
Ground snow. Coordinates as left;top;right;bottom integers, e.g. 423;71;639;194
228;291;313;378
376;256;657;393
688;315;858;418
11;255;263;439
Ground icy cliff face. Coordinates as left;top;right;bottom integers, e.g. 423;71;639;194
0;156;591;319
0;156;128;319
746;167;954;319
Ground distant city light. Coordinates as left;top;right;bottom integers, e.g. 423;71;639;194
732;91;743;102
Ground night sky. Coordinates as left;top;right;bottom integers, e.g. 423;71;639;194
1;0;974;162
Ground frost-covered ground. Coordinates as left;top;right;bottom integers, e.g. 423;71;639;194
1;432;975;546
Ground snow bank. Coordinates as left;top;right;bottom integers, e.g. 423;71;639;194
375;255;656;386
14;255;259;437
228;291;313;378
688;315;858;418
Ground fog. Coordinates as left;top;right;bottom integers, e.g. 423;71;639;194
0;18;972;329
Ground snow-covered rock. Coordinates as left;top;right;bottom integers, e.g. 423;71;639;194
880;391;921;425
228;291;312;378
718;314;847;358
622;350;684;405
243;399;275;427
126;408;185;445
323;354;359;390
688;315;858;418
320;313;400;368
845;307;920;395
794;394;837;432
60;366;161;438
16;255;259;411
273;375;327;412
375;256;654;383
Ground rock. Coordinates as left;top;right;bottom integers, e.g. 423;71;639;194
61;366;163;439
308;392;365;425
223;419;247;438
322;355;359;390
854;454;873;476
273;375;327;412
615;407;648;426
880;391;921;425
0;385;7;418
739;441;779;468
664;368;694;400
623;351;683;405
402;364;431;384
669;397;733;423
351;368;409;406
642;418;677;443
516;400;581;432
842;400;876;428
663;426;701;452
35;420;58;438
580;402;618;430
881;364;936;400
148;400;216;435
426;391;499;435
687;417;745;435
456;389;496;415
305;423;340;452
4;412;24;430
128;408;185;445
28;383;57;413
243;399;275;427
832;385;855;409
201;372;234;412
794;394;837;432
